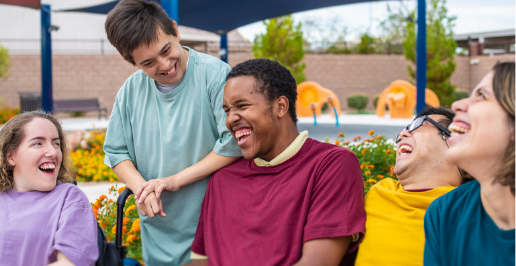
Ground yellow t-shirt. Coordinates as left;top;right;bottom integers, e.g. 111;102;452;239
355;178;455;266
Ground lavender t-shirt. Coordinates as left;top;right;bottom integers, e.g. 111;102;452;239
0;182;98;266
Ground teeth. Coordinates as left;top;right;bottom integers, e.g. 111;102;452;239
164;65;176;75
398;145;413;155
235;131;252;138
448;123;470;134
39;164;55;170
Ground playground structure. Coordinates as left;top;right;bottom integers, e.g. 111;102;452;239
296;81;341;126
376;80;440;119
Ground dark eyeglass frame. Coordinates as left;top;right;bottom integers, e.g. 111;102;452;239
394;115;451;144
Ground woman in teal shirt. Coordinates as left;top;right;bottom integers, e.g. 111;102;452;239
424;62;515;265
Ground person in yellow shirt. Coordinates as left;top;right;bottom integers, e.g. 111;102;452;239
355;106;466;266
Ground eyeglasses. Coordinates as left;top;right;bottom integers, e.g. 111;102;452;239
394;115;451;144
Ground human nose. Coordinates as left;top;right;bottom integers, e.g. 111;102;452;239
44;144;59;158
397;128;412;143
156;56;169;70
451;97;469;113
225;109;240;125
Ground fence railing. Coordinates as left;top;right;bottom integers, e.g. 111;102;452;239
0;38;405;55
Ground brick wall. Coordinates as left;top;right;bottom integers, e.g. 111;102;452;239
1;53;513;115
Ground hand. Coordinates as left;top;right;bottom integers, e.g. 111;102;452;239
135;176;180;202
135;190;166;218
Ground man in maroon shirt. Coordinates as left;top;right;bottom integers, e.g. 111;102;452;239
184;59;365;266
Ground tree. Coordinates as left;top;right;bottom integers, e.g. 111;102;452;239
404;0;457;106
0;45;11;80
253;15;306;84
357;33;377;54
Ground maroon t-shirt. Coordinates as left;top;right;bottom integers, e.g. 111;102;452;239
191;138;366;266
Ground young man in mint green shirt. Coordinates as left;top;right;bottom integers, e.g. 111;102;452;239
103;1;241;265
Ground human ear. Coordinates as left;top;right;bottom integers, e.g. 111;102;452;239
276;96;290;119
6;152;15;167
172;21;181;42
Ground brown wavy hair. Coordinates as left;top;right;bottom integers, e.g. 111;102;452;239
492;62;515;195
0;111;75;193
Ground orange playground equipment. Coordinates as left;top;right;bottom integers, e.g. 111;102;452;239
296;81;342;126
376;80;440;119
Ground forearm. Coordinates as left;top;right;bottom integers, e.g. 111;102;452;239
293;237;351;266
174;151;240;188
47;252;75;266
113;160;147;192
181;260;207;266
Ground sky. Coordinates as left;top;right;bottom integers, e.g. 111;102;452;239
237;0;515;42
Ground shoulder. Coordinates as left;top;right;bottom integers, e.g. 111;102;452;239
118;70;150;94
427;180;479;216
190;48;231;75
51;183;91;207
306;138;359;164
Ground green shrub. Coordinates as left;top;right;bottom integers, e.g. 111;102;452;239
453;89;469;101
347;94;369;111
328;131;397;194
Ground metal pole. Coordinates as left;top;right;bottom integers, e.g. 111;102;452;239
41;4;53;113
416;0;426;114
162;0;179;22
219;33;228;63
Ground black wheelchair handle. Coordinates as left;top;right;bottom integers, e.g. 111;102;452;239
115;188;133;258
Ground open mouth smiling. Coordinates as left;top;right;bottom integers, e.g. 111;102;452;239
448;123;470;137
39;162;56;174
398;145;413;156
162;62;177;77
234;128;253;144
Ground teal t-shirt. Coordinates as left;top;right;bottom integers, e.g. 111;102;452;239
424;180;515;266
103;47;241;266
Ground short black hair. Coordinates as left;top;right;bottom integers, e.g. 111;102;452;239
105;0;178;65
416;106;454;128
226;59;298;123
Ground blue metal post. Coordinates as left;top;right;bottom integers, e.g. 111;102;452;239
416;0;426;114
219;33;228;63
162;0;179;22
41;5;53;113
333;107;339;127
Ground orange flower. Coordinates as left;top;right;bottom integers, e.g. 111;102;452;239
390;165;395;175
368;130;374;135
123;226;127;234
94;200;101;209
123;217;131;225
126;234;138;244
130;219;141;233
368;179;377;184
356;136;361;140
364;171;371;175
112;225;116;234
361;149;368;155
338;132;345;138
335;140;341;145
125;205;136;216
377;174;385;179
375;135;382;139
109;185;114;194
344;141;350;145
363;182;368;187
360;163;365;169
367;165;374;169
385;149;392;155
118;186;127;195
99;194;107;201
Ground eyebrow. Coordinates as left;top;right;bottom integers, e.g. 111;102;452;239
138;41;171;65
29;136;60;142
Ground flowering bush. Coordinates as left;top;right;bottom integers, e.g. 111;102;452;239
70;129;119;182
0;98;19;124
328;130;397;193
93;185;143;263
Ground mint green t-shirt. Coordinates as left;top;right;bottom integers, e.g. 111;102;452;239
104;48;241;266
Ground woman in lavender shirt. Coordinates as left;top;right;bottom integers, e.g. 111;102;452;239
0;111;98;266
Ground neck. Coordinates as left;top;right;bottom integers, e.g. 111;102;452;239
479;180;515;230
262;123;299;162
399;170;461;190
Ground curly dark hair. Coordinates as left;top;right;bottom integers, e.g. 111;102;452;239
227;59;298;123
0;111;75;193
105;0;178;65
